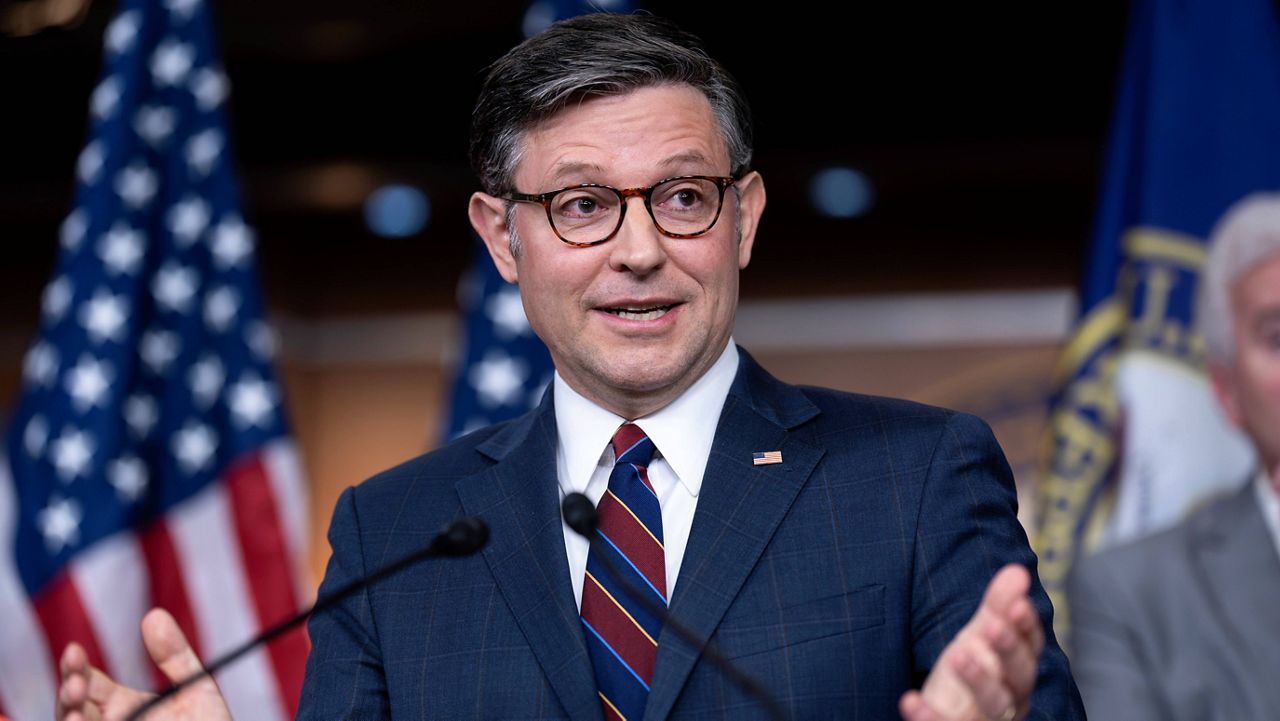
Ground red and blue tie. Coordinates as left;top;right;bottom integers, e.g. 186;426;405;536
581;423;666;721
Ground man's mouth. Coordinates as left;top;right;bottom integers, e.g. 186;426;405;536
601;303;676;321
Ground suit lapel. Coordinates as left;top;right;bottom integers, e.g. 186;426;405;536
644;351;824;721
1190;482;1280;676
455;399;603;721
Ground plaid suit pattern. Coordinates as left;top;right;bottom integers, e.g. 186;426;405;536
297;349;1083;720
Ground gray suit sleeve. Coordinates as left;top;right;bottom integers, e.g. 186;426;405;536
1067;552;1170;721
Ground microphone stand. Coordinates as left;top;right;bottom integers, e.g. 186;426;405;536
125;517;489;721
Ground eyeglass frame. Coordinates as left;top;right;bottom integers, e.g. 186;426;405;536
502;175;740;248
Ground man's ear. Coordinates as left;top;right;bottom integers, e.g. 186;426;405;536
1208;362;1244;428
733;171;766;270
469;191;519;283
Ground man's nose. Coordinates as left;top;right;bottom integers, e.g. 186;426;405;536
607;196;667;275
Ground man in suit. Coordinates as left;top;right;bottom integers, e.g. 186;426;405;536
57;13;1082;721
1068;193;1280;721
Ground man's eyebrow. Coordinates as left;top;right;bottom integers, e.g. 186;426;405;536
658;151;715;169
1251;307;1280;325
549;162;606;184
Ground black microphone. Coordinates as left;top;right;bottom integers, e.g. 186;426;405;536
562;493;784;721
126;516;489;721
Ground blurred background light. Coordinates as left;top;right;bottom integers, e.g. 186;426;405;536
364;184;430;238
810;167;875;219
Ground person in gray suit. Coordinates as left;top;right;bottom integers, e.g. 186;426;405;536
1068;192;1280;721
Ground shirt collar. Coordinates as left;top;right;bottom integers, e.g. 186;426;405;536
554;340;739;499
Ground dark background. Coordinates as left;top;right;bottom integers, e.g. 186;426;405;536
0;1;1129;324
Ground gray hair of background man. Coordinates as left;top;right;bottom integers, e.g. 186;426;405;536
1198;192;1280;363
468;13;754;255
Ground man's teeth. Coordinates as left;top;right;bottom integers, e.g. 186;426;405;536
607;305;671;320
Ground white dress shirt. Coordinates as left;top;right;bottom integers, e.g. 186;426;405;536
555;341;739;609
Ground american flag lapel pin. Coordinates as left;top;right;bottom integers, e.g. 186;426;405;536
752;451;783;466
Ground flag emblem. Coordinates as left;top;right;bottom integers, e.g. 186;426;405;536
752;451;783;466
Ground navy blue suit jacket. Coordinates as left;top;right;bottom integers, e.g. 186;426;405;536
297;350;1083;719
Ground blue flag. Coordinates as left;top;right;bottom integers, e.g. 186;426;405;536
1037;0;1280;635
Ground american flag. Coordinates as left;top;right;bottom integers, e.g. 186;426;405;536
0;1;309;719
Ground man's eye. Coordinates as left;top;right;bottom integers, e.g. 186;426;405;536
556;195;603;217
659;185;705;210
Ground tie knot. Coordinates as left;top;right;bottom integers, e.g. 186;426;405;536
611;423;655;467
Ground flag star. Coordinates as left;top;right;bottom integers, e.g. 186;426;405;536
105;10;141;55
186;129;223;177
246;321;278;361
469;352;528;408
164;0;201;21
210;217;254;269
151;40;195;86
153;262;198;313
78;141;105;185
61;209;88;251
91;76;121;120
37;496;83;554
189;355;225;407
204;286;240;332
229;374;276;429
486;287;531;339
140;329;181;373
172;422;217;474
65;355;114;412
24;415;49;458
135;105;176;147
79;289;129;344
42;277;73;323
108;455;149;502
115;163;158;209
23;342;58;387
99;223;146;275
191;67;229;111
125;394;159;438
50;427;95;482
168;196;211;246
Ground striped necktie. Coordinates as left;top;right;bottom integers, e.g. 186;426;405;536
581;423;666;721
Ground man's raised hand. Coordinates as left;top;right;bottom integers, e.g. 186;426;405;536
899;564;1044;721
56;608;232;721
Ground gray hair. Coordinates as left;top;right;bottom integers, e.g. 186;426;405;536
469;13;754;214
1198;192;1280;362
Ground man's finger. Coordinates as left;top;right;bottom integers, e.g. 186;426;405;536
140;608;205;683
952;646;1015;720
898;690;946;721
980;564;1031;617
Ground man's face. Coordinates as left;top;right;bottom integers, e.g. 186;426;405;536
470;84;765;418
1211;253;1280;476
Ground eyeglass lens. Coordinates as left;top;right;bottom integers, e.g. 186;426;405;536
550;177;722;243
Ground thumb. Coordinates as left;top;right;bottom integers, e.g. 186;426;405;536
140;608;204;684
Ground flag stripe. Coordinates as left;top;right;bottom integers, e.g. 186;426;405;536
70;532;152;690
139;520;204;685
0;460;56;721
225;455;308;717
33;571;108;698
262;441;310;601
169;483;283;721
